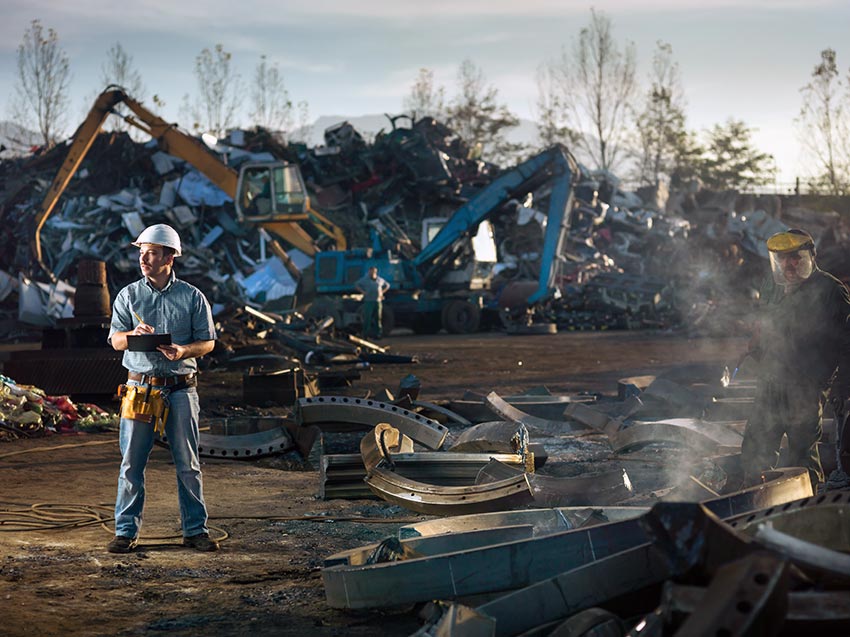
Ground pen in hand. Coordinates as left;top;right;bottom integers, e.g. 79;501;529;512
131;309;154;335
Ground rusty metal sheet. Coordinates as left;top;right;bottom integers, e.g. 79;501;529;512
484;391;592;435
295;395;448;449
673;552;789;637
666;585;850;632
476;459;633;506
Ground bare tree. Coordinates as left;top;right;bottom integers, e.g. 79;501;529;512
250;55;293;137
445;59;521;163
403;68;446;120
12;20;71;146
288;100;312;144
547;8;637;172
796;48;849;195
101;42;145;96
633;41;687;187
98;42;146;134
186;44;243;137
534;62;576;149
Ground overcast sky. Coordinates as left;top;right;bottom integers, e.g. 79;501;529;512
2;0;848;183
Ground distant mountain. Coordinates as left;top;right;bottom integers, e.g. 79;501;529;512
0;121;40;156
307;114;539;148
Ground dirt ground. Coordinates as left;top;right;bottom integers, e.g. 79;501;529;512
0;330;746;636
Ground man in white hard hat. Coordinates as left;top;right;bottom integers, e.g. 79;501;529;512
741;228;850;490
106;224;218;553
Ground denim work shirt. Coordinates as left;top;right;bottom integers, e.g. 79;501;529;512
355;275;390;302
108;272;216;376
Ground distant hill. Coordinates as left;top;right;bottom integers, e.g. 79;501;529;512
307;114;539;149
0;121;40;156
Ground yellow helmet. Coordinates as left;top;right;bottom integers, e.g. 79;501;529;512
766;229;814;254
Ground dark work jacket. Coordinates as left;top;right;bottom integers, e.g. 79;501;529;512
757;268;850;391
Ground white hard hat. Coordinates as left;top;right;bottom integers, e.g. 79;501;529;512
132;224;182;257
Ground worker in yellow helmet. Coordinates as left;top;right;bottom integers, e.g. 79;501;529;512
741;228;850;490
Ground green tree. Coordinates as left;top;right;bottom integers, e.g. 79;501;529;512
403;67;446;121
796;48;849;195
250;55;293;137
12;20;71;146
697;119;775;190
445;59;521;164
633;41;687;187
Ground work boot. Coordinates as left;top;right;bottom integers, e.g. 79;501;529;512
183;533;220;552
107;535;137;554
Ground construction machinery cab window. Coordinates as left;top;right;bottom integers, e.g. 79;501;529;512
239;163;307;219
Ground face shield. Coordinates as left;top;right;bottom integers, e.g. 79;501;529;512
769;248;814;286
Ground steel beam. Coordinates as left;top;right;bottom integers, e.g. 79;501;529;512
322;468;812;609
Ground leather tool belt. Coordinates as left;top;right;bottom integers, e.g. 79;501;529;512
118;384;170;435
127;372;197;388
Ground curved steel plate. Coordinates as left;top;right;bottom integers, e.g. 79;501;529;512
158;426;295;459
364;467;535;517
485;391;592;435
295;395;448;450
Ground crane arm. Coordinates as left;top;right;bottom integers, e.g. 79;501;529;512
413;144;578;300
32;86;239;276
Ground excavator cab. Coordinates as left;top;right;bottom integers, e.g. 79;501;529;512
236;162;308;219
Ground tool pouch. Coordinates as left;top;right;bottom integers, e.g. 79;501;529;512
119;384;170;435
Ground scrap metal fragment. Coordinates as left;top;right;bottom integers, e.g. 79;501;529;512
449;421;530;455
295;395;448;449
322;469;811;610
360;423;535;515
413;400;473;427
320;451;529;499
363;465;535;516
397;506;647;540
665;585;850;631
475;459;633;506
426;543;670;637
673;551;789;637
612;418;743;455
484;391;592;435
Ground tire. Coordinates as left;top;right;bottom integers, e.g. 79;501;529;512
442;300;481;334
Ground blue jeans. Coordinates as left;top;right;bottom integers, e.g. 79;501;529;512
114;382;209;538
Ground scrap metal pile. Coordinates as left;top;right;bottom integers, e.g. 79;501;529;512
307;369;850;635
1;115;847;337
